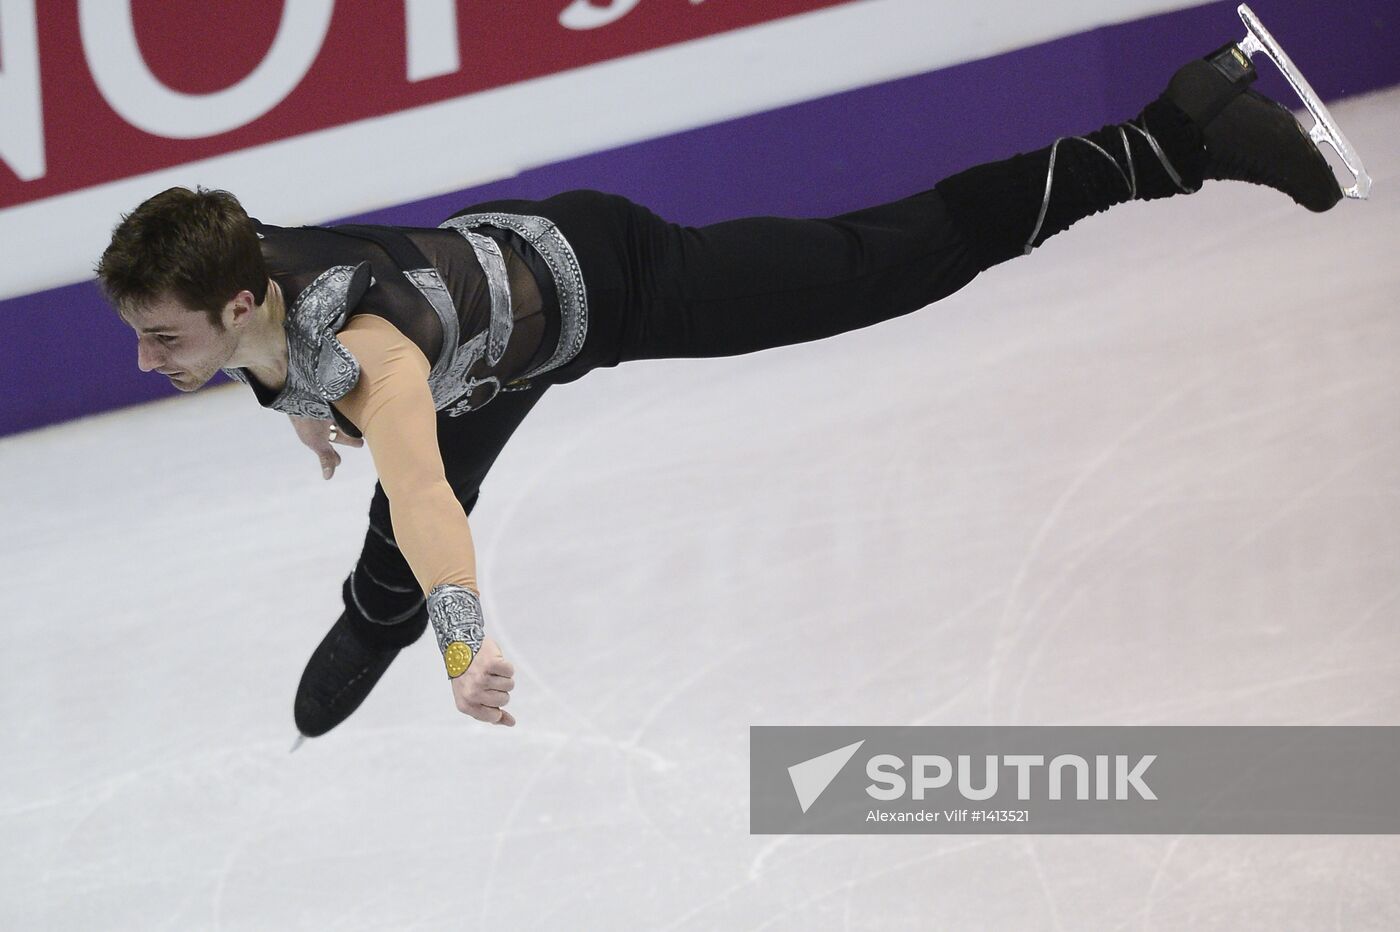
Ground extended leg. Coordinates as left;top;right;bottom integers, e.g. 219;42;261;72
614;189;984;363
534;17;1357;372
939;12;1356;271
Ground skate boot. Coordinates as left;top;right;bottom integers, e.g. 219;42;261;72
933;4;1369;269
1162;49;1339;211
1161;4;1370;211
293;572;428;740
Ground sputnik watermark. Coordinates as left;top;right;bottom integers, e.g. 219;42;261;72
865;753;1157;801
752;726;1400;834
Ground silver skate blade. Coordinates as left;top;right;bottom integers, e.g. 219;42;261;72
290;733;307;754
1235;4;1372;200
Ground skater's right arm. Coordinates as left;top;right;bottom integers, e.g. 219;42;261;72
288;413;362;479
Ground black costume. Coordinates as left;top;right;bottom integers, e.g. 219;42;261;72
255;40;1350;735
237;185;995;651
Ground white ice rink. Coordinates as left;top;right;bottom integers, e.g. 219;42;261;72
3;88;1399;931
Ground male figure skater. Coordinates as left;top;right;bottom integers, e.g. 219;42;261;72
95;12;1368;742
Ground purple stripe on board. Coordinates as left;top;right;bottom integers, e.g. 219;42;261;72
3;0;1395;437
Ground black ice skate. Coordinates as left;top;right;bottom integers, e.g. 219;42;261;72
1162;3;1371;211
927;6;1371;263
292;612;403;742
292;573;429;746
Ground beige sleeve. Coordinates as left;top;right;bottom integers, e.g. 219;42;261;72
333;314;479;599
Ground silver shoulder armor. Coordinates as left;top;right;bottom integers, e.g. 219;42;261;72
223;263;370;420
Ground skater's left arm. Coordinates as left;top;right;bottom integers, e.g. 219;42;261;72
333;314;516;726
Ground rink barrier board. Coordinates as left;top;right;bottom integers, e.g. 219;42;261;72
1;0;1395;437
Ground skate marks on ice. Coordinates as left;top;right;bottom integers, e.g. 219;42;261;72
2;88;1400;931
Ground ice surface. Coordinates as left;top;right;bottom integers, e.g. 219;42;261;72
2;88;1398;932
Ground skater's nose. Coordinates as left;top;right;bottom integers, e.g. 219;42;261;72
136;336;164;372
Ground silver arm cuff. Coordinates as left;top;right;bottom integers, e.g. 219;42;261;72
427;584;486;677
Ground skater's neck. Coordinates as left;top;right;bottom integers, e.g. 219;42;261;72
231;280;289;391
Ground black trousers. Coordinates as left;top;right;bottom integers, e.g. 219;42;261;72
346;187;982;641
333;70;1216;642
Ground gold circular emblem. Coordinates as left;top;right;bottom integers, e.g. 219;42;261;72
444;641;474;678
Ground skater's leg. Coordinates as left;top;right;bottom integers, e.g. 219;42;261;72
937;40;1347;270
532;32;1350;373
478;187;983;374
295;384;552;738
492;108;1203;366
618;43;1349;362
934;99;1206;271
615;189;984;362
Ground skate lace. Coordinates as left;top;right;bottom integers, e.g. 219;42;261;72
1024;119;1199;254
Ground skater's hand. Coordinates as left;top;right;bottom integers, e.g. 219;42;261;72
450;637;516;726
289;414;363;479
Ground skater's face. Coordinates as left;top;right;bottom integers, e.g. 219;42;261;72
122;293;244;393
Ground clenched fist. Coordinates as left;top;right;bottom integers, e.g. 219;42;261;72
450;637;516;726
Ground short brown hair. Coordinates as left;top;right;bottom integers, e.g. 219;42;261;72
96;186;268;323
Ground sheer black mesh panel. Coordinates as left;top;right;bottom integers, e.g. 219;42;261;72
249;220;557;423
258;222;447;366
405;227;553;382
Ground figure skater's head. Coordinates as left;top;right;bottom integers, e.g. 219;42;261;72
97;186;270;392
